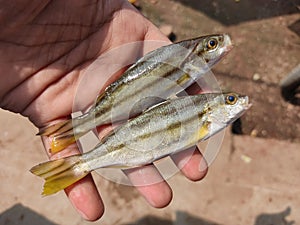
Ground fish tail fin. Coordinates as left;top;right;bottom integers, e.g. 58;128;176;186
37;119;73;136
50;131;86;153
30;155;89;196
37;118;88;153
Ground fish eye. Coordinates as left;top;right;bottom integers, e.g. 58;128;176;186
207;38;218;50
225;94;238;105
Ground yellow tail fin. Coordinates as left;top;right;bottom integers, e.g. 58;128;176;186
37;119;86;153
37;120;73;136
50;133;81;153
30;155;90;196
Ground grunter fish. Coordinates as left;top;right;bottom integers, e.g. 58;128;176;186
38;34;233;153
31;92;250;195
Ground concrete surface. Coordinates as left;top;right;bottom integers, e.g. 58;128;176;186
0;108;299;225
140;0;300;142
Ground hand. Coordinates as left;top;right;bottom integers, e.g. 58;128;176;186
0;0;207;221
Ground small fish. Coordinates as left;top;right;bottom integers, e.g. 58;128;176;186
31;92;250;195
38;34;233;153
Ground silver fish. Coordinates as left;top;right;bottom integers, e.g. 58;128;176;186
31;92;250;195
38;34;233;153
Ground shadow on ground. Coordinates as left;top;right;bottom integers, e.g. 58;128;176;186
289;19;300;36
0;205;294;225
254;207;295;225
0;204;57;225
123;207;294;225
174;0;299;25
123;211;221;225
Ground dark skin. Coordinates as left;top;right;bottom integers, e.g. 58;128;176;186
0;0;207;221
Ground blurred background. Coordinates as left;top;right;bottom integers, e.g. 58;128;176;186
140;0;300;142
0;0;299;224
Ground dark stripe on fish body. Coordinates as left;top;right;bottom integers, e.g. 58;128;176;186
126;114;204;147
101;94;223;153
124;102;208;144
106;143;126;152
81;37;217;128
102;63;187;113
176;73;191;86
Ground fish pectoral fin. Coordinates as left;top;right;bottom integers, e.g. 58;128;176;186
197;123;210;140
30;155;89;196
187;122;211;146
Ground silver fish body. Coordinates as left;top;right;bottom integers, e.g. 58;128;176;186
39;34;233;153
82;92;250;169
82;34;233;127
31;92;250;195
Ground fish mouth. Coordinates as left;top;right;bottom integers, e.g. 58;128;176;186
244;102;253;110
224;44;234;53
223;34;233;52
240;95;252;110
244;102;252;110
219;40;233;58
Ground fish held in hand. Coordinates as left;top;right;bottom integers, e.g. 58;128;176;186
38;34;233;153
31;92;250;195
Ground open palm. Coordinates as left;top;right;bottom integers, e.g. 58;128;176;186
0;0;207;221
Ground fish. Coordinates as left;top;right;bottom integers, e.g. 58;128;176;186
31;92;251;195
38;34;233;153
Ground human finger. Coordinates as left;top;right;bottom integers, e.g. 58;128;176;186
123;164;173;208
171;146;208;181
41;131;104;221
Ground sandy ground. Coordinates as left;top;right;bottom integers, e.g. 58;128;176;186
1;1;300;225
